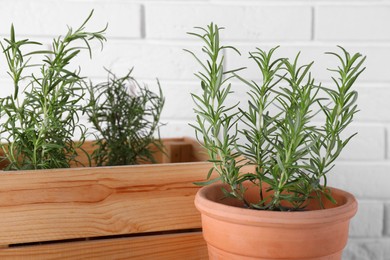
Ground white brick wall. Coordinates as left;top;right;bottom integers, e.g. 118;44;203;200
316;4;390;41
1;0;389;259
145;3;312;40
0;1;142;38
75;40;201;80
349;201;383;238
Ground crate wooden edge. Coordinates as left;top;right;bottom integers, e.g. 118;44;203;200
0;165;213;243
0;232;208;260
0;136;213;259
0;137;209;170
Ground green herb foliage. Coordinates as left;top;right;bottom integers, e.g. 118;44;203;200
0;11;106;170
86;69;165;166
187;23;366;211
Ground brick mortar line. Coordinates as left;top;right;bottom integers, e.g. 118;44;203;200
385;128;389;160
140;4;146;38
311;6;315;41
2;36;390;47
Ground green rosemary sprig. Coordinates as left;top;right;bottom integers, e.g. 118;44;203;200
187;23;366;211
85;69;165;166
0;10;107;170
185;23;248;205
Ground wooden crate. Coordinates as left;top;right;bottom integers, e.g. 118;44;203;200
0;138;210;259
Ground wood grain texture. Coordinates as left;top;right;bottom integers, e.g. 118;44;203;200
0;138;209;169
0;137;213;257
0;161;213;245
0;232;208;259
72;138;209;167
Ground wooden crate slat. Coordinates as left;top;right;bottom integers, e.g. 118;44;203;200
73;138;208;166
0;232;208;259
1;138;209;169
0;162;212;245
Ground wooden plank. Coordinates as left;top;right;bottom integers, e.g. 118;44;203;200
0;232;208;259
0;162;213;245
73;138;207;167
1;138;207;168
157;138;209;163
182;137;209;162
162;142;193;163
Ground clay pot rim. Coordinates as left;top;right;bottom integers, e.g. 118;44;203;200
195;183;358;227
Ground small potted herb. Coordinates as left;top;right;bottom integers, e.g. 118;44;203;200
186;24;365;259
85;69;165;166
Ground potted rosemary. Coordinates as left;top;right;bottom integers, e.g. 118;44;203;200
186;24;365;259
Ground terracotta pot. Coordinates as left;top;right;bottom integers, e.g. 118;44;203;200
195;182;358;260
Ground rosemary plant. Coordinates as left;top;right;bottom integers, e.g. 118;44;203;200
85;70;164;166
184;24;248;204
187;23;366;211
0;11;106;170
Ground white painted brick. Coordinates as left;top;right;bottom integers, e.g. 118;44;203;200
384;203;390;236
0;0;141;38
344;239;384;260
212;0;376;1
316;5;390;41
345;238;390;260
159;120;197;139
142;80;200;120
332;46;390;83
74;40;202;80
387;126;390;160
227;45;329;82
384;239;390;260
349;200;383;238
145;3;312;40
226;44;390;83
0;79;14;97
358;86;390;122
290;85;390;122
338;125;385;161
328;162;390;199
